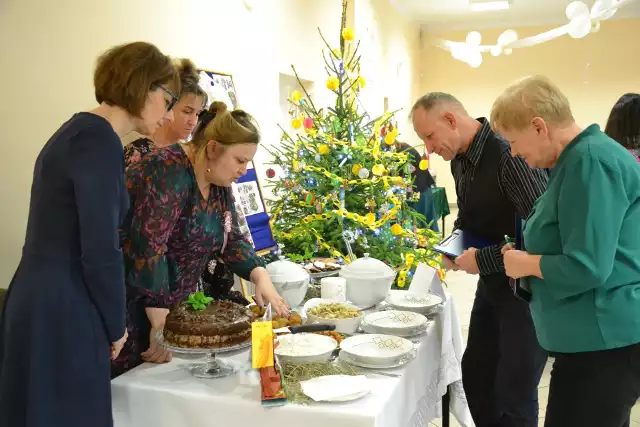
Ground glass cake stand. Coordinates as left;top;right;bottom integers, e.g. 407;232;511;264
156;330;251;379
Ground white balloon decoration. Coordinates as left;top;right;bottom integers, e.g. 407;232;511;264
468;51;483;68
435;0;638;68
591;0;617;19
490;45;502;57
497;29;519;46
568;15;592;38
466;31;482;46
566;1;590;20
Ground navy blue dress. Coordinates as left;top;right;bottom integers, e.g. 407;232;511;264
0;113;128;427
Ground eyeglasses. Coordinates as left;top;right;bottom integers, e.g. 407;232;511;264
154;84;178;111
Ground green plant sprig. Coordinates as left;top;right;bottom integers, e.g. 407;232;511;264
187;291;214;311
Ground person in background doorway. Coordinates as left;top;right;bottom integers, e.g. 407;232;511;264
495;75;640;427
113;101;288;377
395;140;439;232
604;92;640;163
0;41;178;427
411;92;549;427
123;58;207;167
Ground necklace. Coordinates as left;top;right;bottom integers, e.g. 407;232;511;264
181;144;233;254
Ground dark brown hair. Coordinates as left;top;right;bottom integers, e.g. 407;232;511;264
191;101;260;156
94;41;180;117
176;58;207;105
604;93;640;150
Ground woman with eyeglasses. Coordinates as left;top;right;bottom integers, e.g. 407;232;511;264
123;58;206;167
112;101;288;377
0;42;178;427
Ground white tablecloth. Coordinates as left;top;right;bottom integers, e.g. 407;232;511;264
112;297;473;427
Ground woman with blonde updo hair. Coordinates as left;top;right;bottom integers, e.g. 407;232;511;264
113;101;289;377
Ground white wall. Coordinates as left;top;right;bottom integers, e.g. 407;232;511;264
0;0;422;286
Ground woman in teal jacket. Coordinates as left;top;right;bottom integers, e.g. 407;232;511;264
490;75;640;427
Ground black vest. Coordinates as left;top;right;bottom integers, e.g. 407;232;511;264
459;135;515;284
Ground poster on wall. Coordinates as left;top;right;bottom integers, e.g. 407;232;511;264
197;68;276;252
232;163;276;252
198;69;239;110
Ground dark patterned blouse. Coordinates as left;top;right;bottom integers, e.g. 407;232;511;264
112;144;263;376
123;137;155;167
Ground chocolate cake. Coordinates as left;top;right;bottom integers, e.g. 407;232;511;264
163;300;253;349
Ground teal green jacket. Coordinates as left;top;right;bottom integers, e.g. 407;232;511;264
525;124;640;353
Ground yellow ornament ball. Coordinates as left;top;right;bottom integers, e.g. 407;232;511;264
291;90;303;103
391;223;404;236
342;27;355;41
405;253;416;266
384;132;396;146
318;144;331;155
291;118;302;129
365;212;375;225
419;158;429;170
326;76;340;91
372;163;386;176
352;163;363;175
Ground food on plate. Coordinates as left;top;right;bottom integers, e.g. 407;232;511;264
303;257;341;274
163;300;252;349
313;330;344;343
249;304;303;329
308;303;360;319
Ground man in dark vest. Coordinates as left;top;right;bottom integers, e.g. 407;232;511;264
411;92;549;427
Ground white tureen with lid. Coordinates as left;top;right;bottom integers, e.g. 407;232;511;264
265;255;310;308
339;253;396;308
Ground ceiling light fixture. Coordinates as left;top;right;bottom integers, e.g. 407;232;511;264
469;1;510;12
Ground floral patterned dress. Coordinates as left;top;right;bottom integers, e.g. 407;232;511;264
112;144;264;377
123;137;155;166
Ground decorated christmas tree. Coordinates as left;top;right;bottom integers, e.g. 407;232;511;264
264;1;443;287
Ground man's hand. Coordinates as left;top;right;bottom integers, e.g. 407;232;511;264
501;243;515;255
441;255;459;271
455;248;480;275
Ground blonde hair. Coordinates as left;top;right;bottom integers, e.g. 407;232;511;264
191;101;260;155
490;75;574;132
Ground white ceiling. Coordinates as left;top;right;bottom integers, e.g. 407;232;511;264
390;0;640;31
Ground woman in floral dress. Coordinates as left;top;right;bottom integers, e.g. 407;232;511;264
113;101;288;377
124;58;253;307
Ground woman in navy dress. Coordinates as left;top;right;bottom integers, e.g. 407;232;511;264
0;42;179;427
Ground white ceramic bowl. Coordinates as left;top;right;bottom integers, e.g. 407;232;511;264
274;333;337;364
303;298;362;335
266;255;311;308
339;253;396;308
339;333;414;366
273;279;309;308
